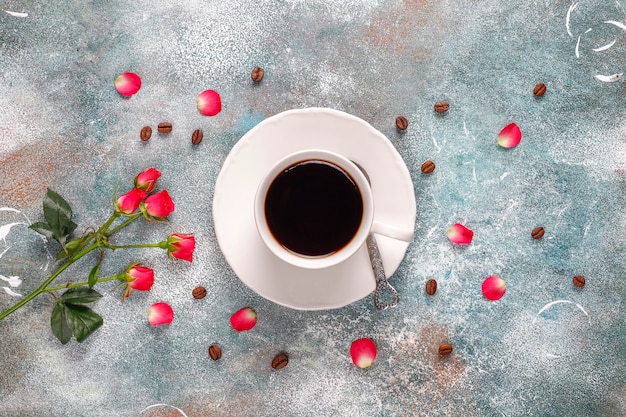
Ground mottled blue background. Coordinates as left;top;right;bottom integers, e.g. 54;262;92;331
1;1;625;416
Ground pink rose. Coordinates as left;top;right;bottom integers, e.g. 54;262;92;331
142;190;175;219
167;233;196;262
134;167;161;193
122;264;154;298
116;188;147;215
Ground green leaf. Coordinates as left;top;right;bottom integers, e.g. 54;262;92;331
51;303;73;344
64;304;103;343
40;189;78;245
29;222;56;240
60;287;103;305
87;261;101;288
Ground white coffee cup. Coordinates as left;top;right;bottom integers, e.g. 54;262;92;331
254;149;411;269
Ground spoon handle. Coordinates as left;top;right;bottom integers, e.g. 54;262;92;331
367;234;399;310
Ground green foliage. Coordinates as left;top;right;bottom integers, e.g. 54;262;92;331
50;288;103;344
29;189;78;253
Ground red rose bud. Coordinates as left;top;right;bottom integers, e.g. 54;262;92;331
122;264;155;298
147;302;174;326
142;190;175;219
116;188;147;215
230;307;257;331
167;233;196;262
350;338;377;368
134;167;161;193
114;72;142;97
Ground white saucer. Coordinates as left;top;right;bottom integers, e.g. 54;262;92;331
212;108;416;310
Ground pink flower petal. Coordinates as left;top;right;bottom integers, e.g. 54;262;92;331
230;307;257;331
497;122;522;148
147;302;174;326
196;89;222;116
447;223;474;245
350;338;377;368
482;275;506;301
115;72;142;97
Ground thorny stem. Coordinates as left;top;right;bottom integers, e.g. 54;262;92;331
43;274;124;292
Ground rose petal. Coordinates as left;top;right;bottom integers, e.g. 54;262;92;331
230;307;257;331
115;72;142;97
147;302;174;326
497;122;522;148
447;223;474;245
350;338;377;368
482;275;506;301
196;89;222;116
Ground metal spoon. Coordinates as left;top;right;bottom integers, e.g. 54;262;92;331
352;161;399;310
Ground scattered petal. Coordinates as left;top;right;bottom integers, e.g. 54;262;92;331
447;223;474;245
482;275;506;301
497;122;522;148
350;338;377;368
230;307;257;331
115;72;142;97
196;89;222;116
595;73;623;83
147;302;174;326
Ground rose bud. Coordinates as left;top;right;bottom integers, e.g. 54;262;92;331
114;72;142;97
121;264;155;298
230;307;257;331
134;167;161;193
447;223;474;245
350;338;377;368
497;122;522;148
141;190;175;219
482;275;506;301
147;302;174;326
115;188;147;215
196;89;222;116
167;233;196;262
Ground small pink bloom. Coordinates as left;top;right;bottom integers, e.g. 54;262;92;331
230;307;257;331
122;264;155;298
116;188;147;215
142;190;175;219
167;233;196;262
148;302;174;326
134;167;161;193
350;338;377;368
447;223;474;245
115;72;142;97
497;122;522;148
196;89;222;116
482;275;506;301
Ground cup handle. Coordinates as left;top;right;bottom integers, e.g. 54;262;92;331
370;222;414;242
367;233;399;310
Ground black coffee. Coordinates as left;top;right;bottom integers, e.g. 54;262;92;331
264;159;363;257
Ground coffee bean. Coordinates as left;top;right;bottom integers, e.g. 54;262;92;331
157;122;173;134
251;66;264;82
140;126;152;141
434;101;450;113
573;275;586;288
395;116;408;131
421;160;436;174
271;353;289;370
438;344;453;355
531;226;545;239
192;285;207;299
191;129;203;145
425;279;437;295
208;344;222;361
533;83;547;97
